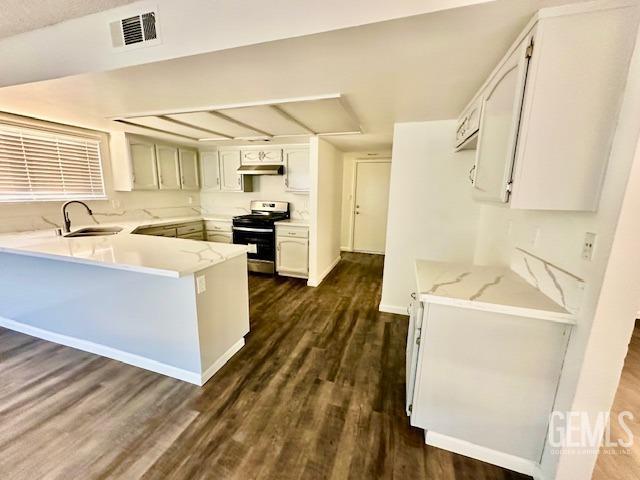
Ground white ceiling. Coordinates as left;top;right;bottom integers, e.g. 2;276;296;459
0;0;584;151
0;0;138;40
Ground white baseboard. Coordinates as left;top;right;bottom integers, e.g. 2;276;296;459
307;256;341;287
532;465;549;480
200;338;245;385
340;246;352;252
425;431;537;477
0;316;232;386
379;303;409;316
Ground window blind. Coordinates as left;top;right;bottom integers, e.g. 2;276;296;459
0;125;106;202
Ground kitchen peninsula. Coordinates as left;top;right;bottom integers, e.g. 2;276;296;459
0;219;250;386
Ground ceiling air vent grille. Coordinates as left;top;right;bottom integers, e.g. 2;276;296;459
110;12;158;48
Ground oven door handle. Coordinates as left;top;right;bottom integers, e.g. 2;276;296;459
233;226;274;233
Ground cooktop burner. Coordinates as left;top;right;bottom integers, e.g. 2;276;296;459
232;200;290;227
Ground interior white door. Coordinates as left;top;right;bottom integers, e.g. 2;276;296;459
352;161;391;254
156;145;181;190
179;149;200;190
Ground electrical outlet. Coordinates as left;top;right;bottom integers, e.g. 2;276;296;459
111;199;121;209
582;232;596;261
196;275;206;294
188;196;194;205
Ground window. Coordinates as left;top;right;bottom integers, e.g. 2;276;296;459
0;124;106;202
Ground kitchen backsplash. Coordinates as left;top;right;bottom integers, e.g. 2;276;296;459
0;176;310;234
0;190;201;234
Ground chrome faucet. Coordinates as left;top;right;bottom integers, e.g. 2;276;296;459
61;201;93;233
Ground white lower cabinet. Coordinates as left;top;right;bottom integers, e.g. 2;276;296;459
207;232;232;243
276;225;309;278
407;300;571;473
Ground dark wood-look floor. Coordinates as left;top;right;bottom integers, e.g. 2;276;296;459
0;253;530;480
593;324;640;480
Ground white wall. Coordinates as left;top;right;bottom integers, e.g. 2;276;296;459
340;151;392;250
0;115;200;234
199;155;310;220
0;0;493;87
380;120;480;313
308;137;343;286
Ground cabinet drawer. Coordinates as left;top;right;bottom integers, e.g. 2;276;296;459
136;226;177;237
206;232;232;243
204;220;232;233
276;225;308;239
176;221;204;236
180;232;205;241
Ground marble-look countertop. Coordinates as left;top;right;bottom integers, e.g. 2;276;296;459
0;216;247;278
415;259;575;324
275;219;310;227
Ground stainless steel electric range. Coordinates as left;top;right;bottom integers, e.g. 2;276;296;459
232;200;290;274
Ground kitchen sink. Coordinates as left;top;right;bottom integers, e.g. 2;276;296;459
64;226;123;238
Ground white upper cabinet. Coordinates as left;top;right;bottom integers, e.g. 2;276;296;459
155;145;181;190
130;140;158;190
200;151;221;191
473;34;531;203
219;150;253;192
179;149;200;190
284;147;310;192
240;147;283;165
455;96;483;150
459;3;638;211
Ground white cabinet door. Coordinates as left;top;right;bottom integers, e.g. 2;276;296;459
406;299;424;416
156;145;181;190
200;151;221;191
276;237;308;275
207;232;232;243
130;140;158;190
261;148;283;163
284;147;310;192
241;148;283;164
473;35;532;203
219;150;243;192
179;149;200;190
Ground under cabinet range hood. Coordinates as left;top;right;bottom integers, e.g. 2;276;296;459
237;165;284;175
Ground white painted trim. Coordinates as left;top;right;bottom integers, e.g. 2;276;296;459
425;431;537;477
379;304;409;316
0;316;203;384
200;338;245;385
111;93;344;119
532;464;549;480
307;255;341;287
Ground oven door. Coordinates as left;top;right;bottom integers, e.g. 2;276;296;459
232;226;275;261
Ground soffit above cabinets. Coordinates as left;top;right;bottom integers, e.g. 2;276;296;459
110;94;362;143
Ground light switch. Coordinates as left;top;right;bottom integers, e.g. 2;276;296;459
582;232;596;261
196;275;206;294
